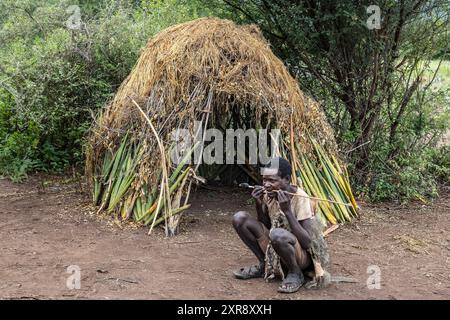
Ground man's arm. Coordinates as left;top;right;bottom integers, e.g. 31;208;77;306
252;186;271;229
277;191;312;249
255;201;271;230
284;209;312;249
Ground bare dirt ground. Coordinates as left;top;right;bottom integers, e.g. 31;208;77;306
0;175;449;300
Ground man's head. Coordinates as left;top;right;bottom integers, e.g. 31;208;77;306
260;157;292;192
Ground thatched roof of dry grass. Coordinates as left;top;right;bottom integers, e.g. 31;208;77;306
87;17;338;192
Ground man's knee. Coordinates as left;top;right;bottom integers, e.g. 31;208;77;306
232;211;250;229
269;228;294;246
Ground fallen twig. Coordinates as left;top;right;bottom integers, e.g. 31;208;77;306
323;224;340;237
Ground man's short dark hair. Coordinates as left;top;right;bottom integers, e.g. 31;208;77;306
264;157;292;180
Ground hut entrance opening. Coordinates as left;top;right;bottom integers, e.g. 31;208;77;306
184;98;279;188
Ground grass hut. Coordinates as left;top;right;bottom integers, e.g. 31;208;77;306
86;18;358;236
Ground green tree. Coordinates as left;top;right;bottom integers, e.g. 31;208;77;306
0;0;204;180
203;0;449;200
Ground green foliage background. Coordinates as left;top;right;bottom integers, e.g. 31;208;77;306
0;0;448;202
0;0;207;181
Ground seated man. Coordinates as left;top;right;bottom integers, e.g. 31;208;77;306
232;157;330;293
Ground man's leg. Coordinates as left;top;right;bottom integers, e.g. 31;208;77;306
270;228;311;293
232;211;268;278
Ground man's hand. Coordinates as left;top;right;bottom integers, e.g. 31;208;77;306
251;186;265;203
277;190;292;214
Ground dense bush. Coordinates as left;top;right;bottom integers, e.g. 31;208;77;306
0;0;203;181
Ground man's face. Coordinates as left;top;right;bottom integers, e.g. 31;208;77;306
262;173;289;193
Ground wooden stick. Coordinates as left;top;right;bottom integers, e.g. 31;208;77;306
323;224;339;237
129;97;172;235
278;190;354;207
240;183;353;207
289;111;298;183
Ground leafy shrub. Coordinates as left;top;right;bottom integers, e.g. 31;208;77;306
0;0;203;180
